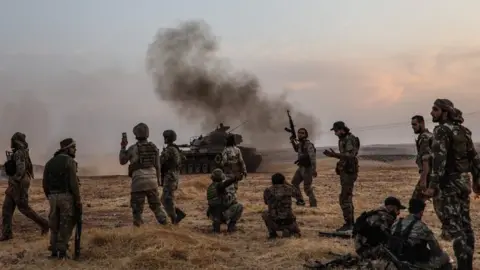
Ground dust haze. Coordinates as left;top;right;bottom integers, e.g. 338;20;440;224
146;20;318;149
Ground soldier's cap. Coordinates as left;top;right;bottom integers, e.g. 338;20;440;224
330;121;346;131
384;196;406;210
408;198;426;212
60;138;76;150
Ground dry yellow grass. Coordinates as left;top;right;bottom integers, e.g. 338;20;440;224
1;159;480;269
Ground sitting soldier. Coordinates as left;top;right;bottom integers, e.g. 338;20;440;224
354;196;406;259
206;168;243;233
262;173;302;239
389;198;452;269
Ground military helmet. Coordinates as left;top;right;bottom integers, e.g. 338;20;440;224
163;129;177;142
133;123;149;139
211;168;225;182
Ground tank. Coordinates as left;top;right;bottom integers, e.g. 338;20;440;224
175;123;263;174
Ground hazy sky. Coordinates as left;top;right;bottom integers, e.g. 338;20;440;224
1;1;480;162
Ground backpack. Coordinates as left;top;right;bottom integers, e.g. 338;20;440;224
387;218;419;262
352;210;378;237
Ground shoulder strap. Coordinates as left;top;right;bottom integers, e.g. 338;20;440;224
393;218;404;236
402;218;419;238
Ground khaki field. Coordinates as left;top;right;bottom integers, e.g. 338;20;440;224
1;158;480;270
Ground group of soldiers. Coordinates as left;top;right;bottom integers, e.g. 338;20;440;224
0;98;479;269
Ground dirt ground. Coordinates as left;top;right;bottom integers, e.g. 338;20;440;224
0;159;479;269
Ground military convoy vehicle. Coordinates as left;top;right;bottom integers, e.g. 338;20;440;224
175;123;262;174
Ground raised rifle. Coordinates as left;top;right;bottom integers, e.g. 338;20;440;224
285;110;302;165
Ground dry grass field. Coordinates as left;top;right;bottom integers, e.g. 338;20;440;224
1;158;480;269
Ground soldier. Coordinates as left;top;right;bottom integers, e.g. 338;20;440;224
0;132;49;241
323;121;360;232
389;198;452;269
160;129;186;224
262;173;302;239
206;168;243;233
289;127;317;207
410;115;433;201
42;138;82;259
221;134;247;191
423;99;480;269
354;196;405;260
119;123;168;226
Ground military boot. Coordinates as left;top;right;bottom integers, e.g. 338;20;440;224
212;222;221;233
58;251;70;260
173;208;186;224
282;229;291;238
48;250;58;259
227;221;237;233
0;234;12;241
296;200;306;206
268;231;278;240
41;225;49;235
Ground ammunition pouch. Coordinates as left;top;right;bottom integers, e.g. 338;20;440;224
336;158;358;175
296;154;312;167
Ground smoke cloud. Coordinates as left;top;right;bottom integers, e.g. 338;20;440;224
145;20;318;148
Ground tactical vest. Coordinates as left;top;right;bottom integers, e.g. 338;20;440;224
337;134;359;174
137;142;158;169
388;218;429;263
297;140;315;167
44;154;73;193
443;124;470;174
206;181;236;207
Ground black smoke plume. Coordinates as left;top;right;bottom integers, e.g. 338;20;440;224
146;20;318;148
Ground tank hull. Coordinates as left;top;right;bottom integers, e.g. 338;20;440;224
179;146;262;174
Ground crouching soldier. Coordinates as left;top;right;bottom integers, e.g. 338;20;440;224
42;138;81;259
353;196;405;268
206;168;243;233
262;173;302;239
389;198;452;269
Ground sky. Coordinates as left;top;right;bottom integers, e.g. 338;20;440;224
1;0;480;162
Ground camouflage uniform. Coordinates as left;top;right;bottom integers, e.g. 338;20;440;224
119;123;167;226
206;169;242;233
390;214;451;269
429;99;477;269
221;145;246;191
160;129;186;224
335;132;360;229
42;138;81;258
410;129;446;232
354;206;398;259
262;180;302;238
291;137;317;207
1;132;49;241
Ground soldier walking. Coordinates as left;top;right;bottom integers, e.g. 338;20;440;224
160;129;186;224
289;128;317;207
0;132;49;241
323;121;360;232
119;123;168;226
422;99;480;269
42;138;82;259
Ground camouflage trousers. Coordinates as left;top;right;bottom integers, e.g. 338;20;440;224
161;176;186;224
130;189;167;226
1;183;49;238
413;251;452;270
48;193;76;252
339;172;356;225
439;173;474;269
291;166;317;206
261;211;300;235
223;167;242;191
207;202;243;224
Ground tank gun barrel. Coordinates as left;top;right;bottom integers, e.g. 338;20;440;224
177;144;190;147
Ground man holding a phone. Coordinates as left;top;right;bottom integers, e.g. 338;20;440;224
119;123;168;226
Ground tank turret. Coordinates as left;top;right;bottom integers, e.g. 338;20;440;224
175;123;262;174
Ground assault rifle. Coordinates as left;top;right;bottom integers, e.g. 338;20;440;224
74;203;82;260
303;253;359;269
318;230;353;239
379;246;428;270
284;110;296;141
